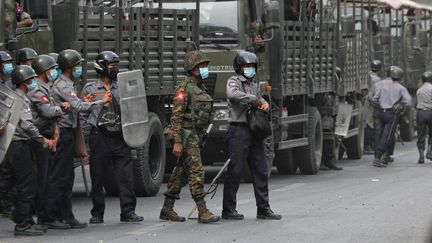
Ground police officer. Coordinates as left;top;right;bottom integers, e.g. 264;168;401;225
44;49;111;229
223;51;281;220
0;65;54;236
416;71;432;163
364;60;383;154
161;51;220;224
83;51;143;224
16;47;37;66
0;51;14;89
29;54;69;225
371;66;411;167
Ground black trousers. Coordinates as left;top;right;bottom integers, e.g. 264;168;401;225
223;124;270;212
89;129;136;217
46;128;76;222
31;140;51;222
375;110;397;155
416;110;432;151
364;124;376;149
0;140;36;226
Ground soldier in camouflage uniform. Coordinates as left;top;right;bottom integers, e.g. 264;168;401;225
161;51;220;224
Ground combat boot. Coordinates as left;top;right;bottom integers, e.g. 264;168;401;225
382;153;394;163
373;152;387;168
159;197;186;222
427;145;432;161
195;199;220;224
418;149;425;164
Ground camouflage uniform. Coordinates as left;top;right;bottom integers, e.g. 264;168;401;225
247;20;265;53
164;78;213;200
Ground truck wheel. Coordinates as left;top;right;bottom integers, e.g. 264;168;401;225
134;112;166;196
275;148;297;174
344;102;364;159
296;107;323;175
399;107;414;141
242;135;274;182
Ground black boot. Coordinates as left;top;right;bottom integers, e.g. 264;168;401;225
382;153;394;164
418;149;425;164
324;160;343;170
373;151;386;167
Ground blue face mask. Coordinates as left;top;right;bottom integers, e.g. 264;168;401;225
243;67;256;78
27;79;37;91
47;68;59;82
199;67;209;79
72;66;83;78
56;68;62;78
2;63;13;75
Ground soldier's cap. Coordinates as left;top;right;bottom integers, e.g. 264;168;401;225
11;65;37;86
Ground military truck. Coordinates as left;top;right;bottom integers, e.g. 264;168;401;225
370;0;432;141
160;0;374;176
0;0;198;196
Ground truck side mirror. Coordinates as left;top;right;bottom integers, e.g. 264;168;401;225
5;39;18;52
266;1;280;29
419;30;428;47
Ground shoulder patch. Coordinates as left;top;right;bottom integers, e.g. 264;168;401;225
228;81;238;87
40;96;49;104
23;104;30;113
67;91;77;97
174;91;186;101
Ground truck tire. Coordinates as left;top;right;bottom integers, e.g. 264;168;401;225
134;112;166;196
344;102;364;159
242;135;274;182
275;148;297;174
399;107;414;141
296;107;323;175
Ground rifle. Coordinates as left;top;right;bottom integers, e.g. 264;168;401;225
187;158;231;219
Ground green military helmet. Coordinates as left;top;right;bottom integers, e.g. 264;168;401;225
422;71;432;83
11;65;37;86
184;51;210;72
16;48;37;64
57;49;84;70
48;52;59;62
0;51;13;64
32;55;58;75
389;66;403;80
371;60;382;72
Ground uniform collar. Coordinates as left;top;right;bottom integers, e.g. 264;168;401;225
237;74;253;83
59;74;74;85
36;78;51;90
186;76;200;85
96;79;118;90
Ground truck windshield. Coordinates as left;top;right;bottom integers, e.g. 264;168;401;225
162;0;239;45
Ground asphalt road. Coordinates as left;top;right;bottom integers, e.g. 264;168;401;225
1;140;432;243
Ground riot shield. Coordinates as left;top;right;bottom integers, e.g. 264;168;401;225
117;70;149;148
0;85;24;161
361;99;374;128
335;103;353;137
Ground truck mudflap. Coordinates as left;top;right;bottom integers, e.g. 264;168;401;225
117;70;149;148
0;85;24;161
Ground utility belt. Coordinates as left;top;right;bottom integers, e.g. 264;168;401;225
90;126;122;138
378;108;395;113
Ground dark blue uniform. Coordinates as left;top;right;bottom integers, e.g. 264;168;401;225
223;75;270;212
82;79;136;219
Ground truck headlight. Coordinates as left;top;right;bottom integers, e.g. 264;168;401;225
213;109;229;120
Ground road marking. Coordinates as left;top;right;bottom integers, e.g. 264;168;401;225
272;183;306;192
